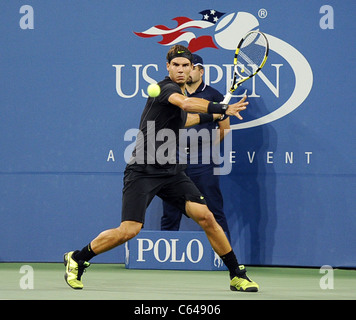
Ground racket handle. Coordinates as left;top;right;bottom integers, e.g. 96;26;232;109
221;92;232;104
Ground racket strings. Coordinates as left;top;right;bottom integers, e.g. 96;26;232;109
236;33;268;77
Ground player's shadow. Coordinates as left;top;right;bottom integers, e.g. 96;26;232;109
220;92;277;265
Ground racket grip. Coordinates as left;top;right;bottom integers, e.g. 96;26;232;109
221;92;232;104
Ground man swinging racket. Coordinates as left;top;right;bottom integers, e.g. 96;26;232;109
63;44;259;292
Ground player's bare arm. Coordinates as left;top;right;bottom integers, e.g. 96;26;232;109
169;93;249;120
216;117;231;143
184;113;222;128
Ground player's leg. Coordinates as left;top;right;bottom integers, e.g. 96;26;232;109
158;172;231;257
63;221;142;290
64;169;156;290
190;173;231;241
185;200;231;256
91;221;142;254
185;201;259;292
158;172;258;292
90;168;159;255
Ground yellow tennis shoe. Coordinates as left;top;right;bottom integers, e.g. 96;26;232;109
230;265;259;292
63;251;90;290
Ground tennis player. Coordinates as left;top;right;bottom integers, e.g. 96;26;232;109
161;54;231;241
64;45;259;292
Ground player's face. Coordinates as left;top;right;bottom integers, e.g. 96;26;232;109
167;57;192;85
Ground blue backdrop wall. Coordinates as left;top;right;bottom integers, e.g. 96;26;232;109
1;1;355;267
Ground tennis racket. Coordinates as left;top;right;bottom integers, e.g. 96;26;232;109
222;30;269;104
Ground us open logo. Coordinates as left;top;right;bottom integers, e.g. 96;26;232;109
114;9;313;130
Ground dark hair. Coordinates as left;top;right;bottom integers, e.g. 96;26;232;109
166;45;193;63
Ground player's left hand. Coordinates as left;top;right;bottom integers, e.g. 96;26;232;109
225;95;248;120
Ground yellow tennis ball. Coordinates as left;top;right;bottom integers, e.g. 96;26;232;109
147;83;161;97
